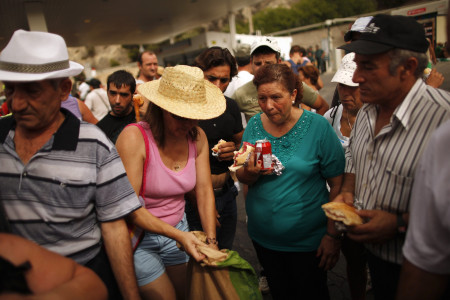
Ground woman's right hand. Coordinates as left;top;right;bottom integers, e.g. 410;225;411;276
179;231;206;262
237;151;272;185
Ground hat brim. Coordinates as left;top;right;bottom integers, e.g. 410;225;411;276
251;43;281;56
137;79;226;120
0;61;84;82
331;73;359;87
338;40;393;55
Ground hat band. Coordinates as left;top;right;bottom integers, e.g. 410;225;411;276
0;60;70;74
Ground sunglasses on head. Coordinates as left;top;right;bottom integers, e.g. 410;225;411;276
206;75;230;84
108;90;131;98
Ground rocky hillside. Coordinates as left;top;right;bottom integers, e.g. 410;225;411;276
68;45;131;70
67;0;434;71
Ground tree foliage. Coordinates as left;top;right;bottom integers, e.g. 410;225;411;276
253;0;377;34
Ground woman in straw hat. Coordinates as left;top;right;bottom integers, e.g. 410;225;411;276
116;65;225;299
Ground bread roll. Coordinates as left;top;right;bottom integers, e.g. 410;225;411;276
228;142;255;171
211;139;227;154
322;202;363;226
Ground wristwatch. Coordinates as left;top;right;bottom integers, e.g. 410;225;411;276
397;214;407;234
326;231;344;241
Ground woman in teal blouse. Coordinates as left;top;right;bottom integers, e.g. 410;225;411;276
236;64;345;300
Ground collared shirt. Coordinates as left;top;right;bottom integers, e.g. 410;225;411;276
0;109;141;264
346;79;450;264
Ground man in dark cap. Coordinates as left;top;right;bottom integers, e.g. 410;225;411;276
334;14;450;300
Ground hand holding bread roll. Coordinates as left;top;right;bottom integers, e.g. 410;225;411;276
228;142;255;171
211;139;227;156
322;202;363;226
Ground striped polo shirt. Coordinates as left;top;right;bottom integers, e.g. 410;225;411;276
346;79;450;264
0;109;141;265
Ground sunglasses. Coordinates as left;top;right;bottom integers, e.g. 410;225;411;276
206;75;230;84
108;90;131;98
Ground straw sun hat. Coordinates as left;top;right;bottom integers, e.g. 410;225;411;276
137;65;226;120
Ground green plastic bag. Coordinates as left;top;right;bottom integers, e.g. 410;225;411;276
186;249;262;300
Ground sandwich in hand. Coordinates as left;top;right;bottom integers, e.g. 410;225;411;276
321;202;363;226
211;139;227;156
228;142;255;172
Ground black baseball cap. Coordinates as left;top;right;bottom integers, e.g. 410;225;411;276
338;14;429;55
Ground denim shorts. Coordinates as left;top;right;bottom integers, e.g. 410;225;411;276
133;214;189;286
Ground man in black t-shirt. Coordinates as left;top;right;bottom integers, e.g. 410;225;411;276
97;70;136;144
186;47;244;250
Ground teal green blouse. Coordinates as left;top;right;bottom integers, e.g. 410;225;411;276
243;110;345;252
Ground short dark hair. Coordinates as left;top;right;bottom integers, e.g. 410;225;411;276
251;46;280;61
193;47;238;78
236;55;251;67
290;45;306;56
253;64;303;104
138;51;157;65
107;70;136;94
87;78;101;89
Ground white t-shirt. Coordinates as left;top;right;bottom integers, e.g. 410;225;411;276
323;104;349;149
224;71;254;98
84;88;109;120
78;82;90;101
402;120;450;274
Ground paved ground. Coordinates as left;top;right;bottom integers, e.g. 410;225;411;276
232;61;450;300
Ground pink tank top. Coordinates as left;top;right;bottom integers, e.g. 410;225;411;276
136;122;197;226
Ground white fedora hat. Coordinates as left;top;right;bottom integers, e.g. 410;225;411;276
331;53;358;87
0;30;84;82
137;65;226;120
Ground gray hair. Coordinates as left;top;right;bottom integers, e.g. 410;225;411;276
388;49;428;78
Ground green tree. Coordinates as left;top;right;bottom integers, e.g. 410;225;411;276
254;7;301;34
253;0;377;34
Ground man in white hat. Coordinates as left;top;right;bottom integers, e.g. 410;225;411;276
0;30;141;300
232;37;329;121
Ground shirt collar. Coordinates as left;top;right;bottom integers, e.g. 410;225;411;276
360;79;425;131
392;79;425;130
0;108;80;151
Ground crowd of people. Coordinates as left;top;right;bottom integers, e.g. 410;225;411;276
0;11;449;300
